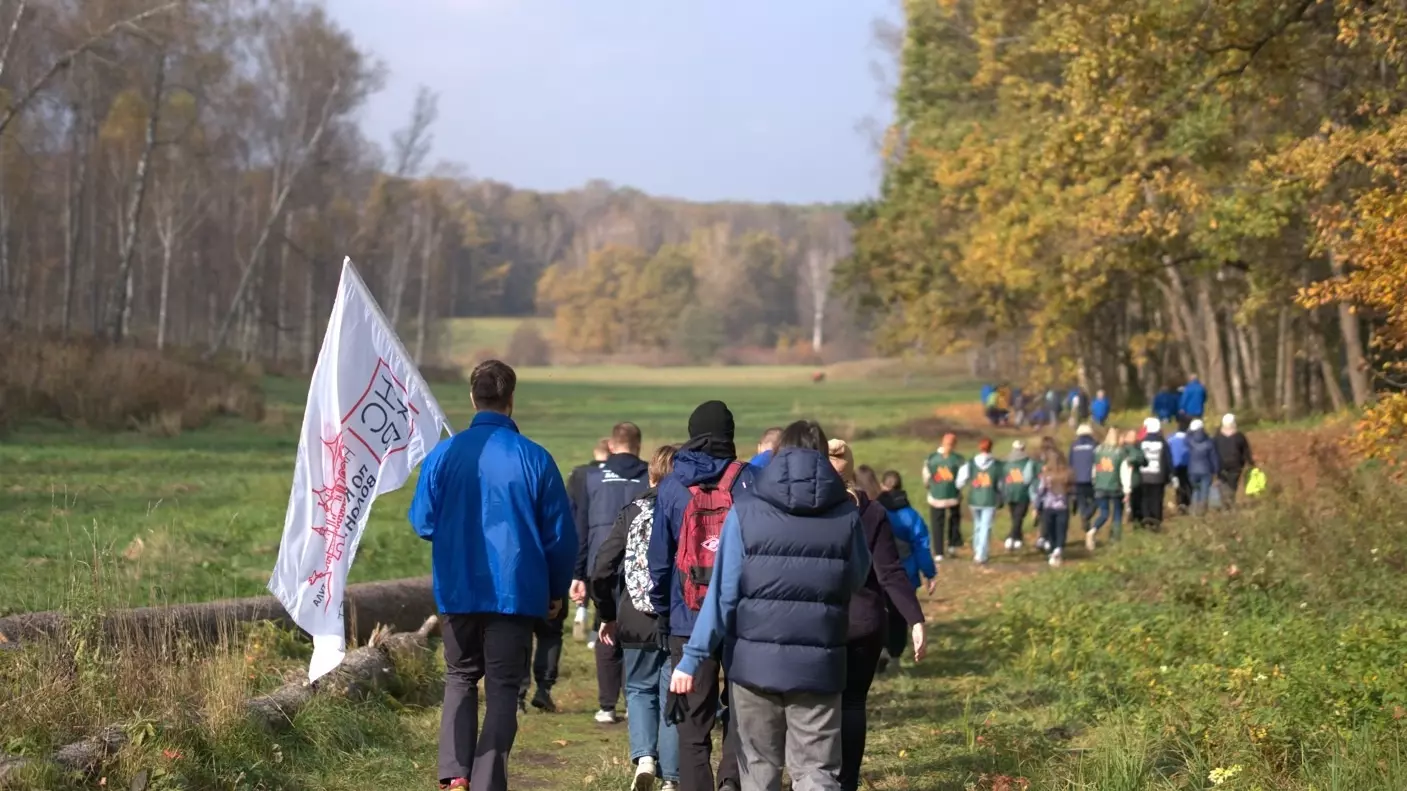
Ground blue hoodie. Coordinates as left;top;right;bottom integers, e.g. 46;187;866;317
1070;434;1098;486
1179;380;1207;418
647;449;755;637
1091;395;1111;424
1186;428;1221;479
1168;431;1190;469
409;412;577;616
877;489;936;588
747;449;774;471
1152;389;1180;421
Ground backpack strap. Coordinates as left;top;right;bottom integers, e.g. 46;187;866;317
718;460;746;493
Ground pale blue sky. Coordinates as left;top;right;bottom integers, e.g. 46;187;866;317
327;0;896;203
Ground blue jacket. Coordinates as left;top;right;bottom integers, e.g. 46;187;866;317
1168;432;1190;469
1070;435;1098;486
647;450;755;637
1091;396;1111;423
1179;381;1207;418
409;412;577;617
1152;390;1180;421
747;449;774;471
679;448;869;694
877;489;936;587
1186;429;1221;479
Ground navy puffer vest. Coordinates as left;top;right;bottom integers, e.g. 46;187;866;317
728;447;859;695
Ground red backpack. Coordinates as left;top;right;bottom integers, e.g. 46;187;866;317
676;461;747;612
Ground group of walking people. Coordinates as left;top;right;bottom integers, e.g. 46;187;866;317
407;360;1259;791
925;375;1257;568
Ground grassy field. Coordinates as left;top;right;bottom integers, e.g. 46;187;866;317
7;364;1403;790
438;316;552;366
0;363;972;615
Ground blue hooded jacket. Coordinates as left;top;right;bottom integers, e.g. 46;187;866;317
1180;380;1207;418
1186;428;1221;479
1168;431;1190;469
647;449;755;637
877;489;936;588
1152;389;1180;421
747;449;774;471
1091;395;1111;424
409;412;577;616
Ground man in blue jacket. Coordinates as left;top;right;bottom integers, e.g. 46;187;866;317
1091;389;1111;426
409;360;577;791
670;420;870;791
1152;384;1180;423
648;400;753;791
1179;374;1207;427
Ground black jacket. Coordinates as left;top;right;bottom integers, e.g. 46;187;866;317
1138;433;1173;485
1213;431;1253;473
848;493;925;643
590;491;664;650
567;460;601;574
574;454;649;580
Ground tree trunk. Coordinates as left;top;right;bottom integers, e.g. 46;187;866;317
1226;314;1246;409
1327;246;1372;406
413;205;440;366
1194;274;1232;413
1277;309;1297;418
1234;323;1264;412
61;102;87;338
1307;311;1349;412
302;228;316;373
108;52;166;343
156;215;174;350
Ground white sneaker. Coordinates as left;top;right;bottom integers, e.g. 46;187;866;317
586;639;596;650
634;757;658;790
1049;549;1063;567
1085;529;1097;552
1003;537;1014;551
1014;540;1023;550
934;554;944;563
594;708;619;724
661;782;680;791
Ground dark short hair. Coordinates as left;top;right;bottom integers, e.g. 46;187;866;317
470;360;516;412
778;420;828;452
881;470;902;490
612;422;642;454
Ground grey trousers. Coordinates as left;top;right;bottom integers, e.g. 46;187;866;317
439;613;534;791
731;682;842;791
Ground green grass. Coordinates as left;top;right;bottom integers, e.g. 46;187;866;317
0;365;973;615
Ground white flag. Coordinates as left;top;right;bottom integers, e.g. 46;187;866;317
269;258;451;682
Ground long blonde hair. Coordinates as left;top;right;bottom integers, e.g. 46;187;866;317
1101;427;1120;450
827;438;860;504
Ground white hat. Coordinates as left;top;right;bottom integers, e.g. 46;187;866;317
1189;419;1205;432
1144;417;1161;433
1076;424;1094;437
1222;413;1236;428
1012;439;1026;451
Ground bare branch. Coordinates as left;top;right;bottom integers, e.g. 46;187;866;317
0;0;28;88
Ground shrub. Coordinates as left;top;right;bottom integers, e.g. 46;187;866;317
505;323;552;366
0;335;263;433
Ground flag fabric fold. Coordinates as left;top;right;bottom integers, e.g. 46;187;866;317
269;257;451;682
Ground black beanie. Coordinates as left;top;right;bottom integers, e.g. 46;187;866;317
688;400;735;442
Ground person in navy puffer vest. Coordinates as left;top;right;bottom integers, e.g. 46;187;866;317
671;420;871;791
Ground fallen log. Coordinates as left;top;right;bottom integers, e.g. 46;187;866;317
0;616;442;788
0;577;434;647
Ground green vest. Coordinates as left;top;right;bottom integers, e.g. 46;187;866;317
925;450;965;501
964;459;1004;508
1002;458;1036;503
1093;446;1123;494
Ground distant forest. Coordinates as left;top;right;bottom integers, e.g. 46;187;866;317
0;0;854;370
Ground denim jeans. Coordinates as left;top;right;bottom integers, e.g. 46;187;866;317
971;506;996;563
623;647;680;783
1043;508;1070;553
1092;495;1124;541
1191;474;1214;515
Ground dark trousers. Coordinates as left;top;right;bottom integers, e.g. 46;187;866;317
1007;500;1030;542
1074;483;1096;530
840;636;885;791
928;504;962;556
1043;508;1069;553
594;621;624;710
439;613;534;791
519;608;566;700
669;636;740;791
1173;466;1192;513
884;601;908;659
1219;467;1243;506
1141;482;1166;528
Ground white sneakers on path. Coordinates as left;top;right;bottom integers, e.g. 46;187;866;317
633;757;657;791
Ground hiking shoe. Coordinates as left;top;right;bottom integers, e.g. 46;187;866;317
530;688;557;713
1085;529;1097;552
438;779;469;790
633;757;658;791
594;708;619;724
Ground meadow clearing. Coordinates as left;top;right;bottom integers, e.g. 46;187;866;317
4;361;1407;790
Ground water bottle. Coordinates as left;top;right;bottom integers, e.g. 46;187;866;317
572;604;588;641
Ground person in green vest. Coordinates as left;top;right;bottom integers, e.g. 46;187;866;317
955;437;1004;564
1001;440;1039;551
922;433;965;562
1091;428;1129;545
